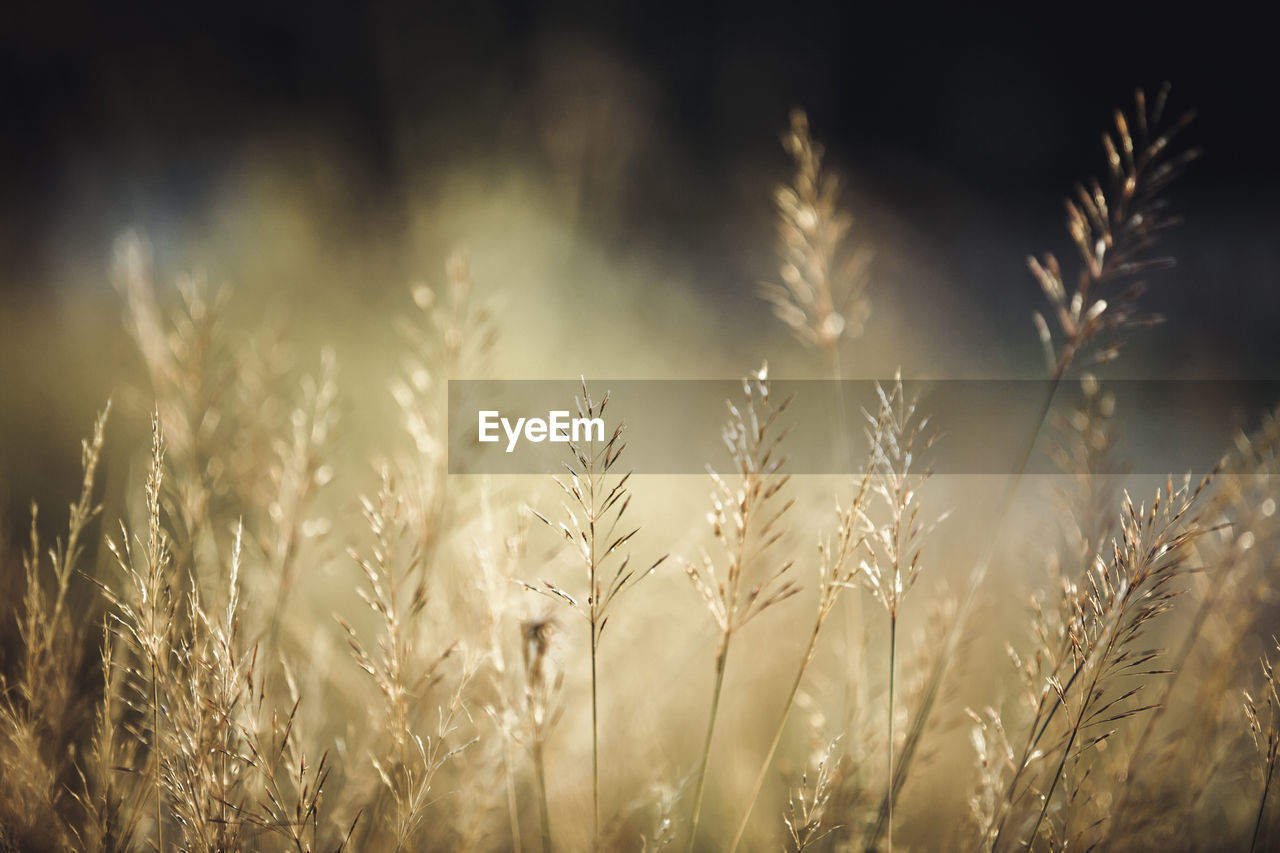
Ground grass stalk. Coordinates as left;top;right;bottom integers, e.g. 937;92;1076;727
1022;624;1111;848
152;668;163;851
528;382;663;850
863;373;1061;852
886;614;897;853
729;448;873;853
591;617;600;849
687;632;732;853
504;738;523;853
728;625;820;851
1252;749;1276;852
534;739;553;853
588;427;600;850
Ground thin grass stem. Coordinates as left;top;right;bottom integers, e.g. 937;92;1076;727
687;632;732;852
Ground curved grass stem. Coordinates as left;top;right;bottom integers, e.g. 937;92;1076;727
729;623;823;851
687;632;732;852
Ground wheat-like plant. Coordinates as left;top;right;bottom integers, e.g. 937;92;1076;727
781;738;841;852
526;379;667;847
683;363;799;850
857;376;941;853
0;404;109;849
96;414;178;851
991;474;1215;850
338;469;475;850
1030;83;1197;378
760;109;871;372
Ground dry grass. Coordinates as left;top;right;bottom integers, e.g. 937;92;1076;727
2;87;1277;853
527;380;668;849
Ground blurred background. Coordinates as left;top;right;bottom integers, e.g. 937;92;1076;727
3;0;1278;557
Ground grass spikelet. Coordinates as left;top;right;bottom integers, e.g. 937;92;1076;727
991;473;1216;850
684;362;799;850
0;402;109;849
1030;84;1197;377
859;375;941;853
760;109;871;368
783;739;841;852
526;379;667;846
96;413;177;850
338;468;472;851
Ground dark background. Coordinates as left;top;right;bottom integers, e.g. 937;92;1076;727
2;1;1277;363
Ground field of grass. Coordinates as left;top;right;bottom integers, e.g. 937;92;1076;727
2;87;1279;852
